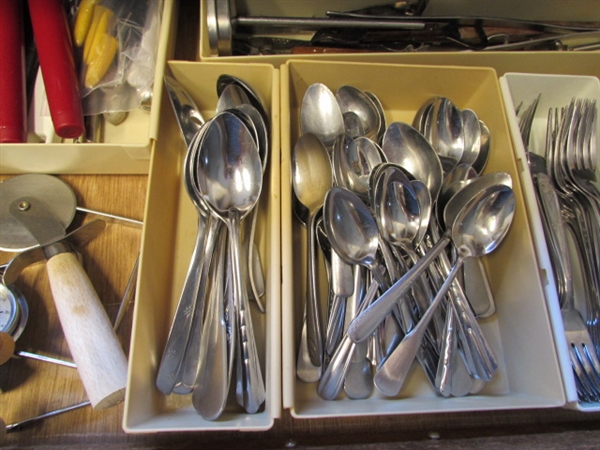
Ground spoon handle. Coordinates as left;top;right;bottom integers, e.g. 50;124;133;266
428;223;497;380
156;213;207;395
435;302;458;397
325;293;346;357
175;215;223;393
348;234;451;343
228;212;266;414
317;280;379;400
306;209;324;366
192;229;229;420
374;258;463;397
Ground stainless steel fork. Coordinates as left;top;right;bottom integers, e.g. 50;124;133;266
518;97;600;403
561;307;600;402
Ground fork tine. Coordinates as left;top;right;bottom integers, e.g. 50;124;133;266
569;347;595;402
584;99;597;172
583;342;600;381
574;344;600;399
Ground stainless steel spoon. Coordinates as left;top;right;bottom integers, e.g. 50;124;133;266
300;83;344;149
292;132;334;367
460;109;482;166
428;97;465;173
472;120;491;174
336;85;381;142
382;122;444;202
323;187;389;290
156;126;209;395
333;135;384;201
222;102;269;313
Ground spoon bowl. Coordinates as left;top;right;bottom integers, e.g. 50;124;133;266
472;120;491;174
438;163;478;216
336;85;380;141
410;179;432;249
443;171;512;231
216;83;251;113
301;83;344;149
323;187;389;289
382;122;444;201
365;91;386;144
334;135;384;200
429;97;464;172
196;112;263;219
372;163;421;251
217;74;270;128
460;109;481;166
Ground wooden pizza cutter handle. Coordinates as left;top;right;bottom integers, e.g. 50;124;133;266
46;251;128;410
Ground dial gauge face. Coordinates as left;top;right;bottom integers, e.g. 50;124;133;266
0;283;28;340
0;283;19;335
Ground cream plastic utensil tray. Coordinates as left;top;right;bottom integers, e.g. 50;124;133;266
499;72;600;413
0;0;176;175
123;61;281;432
280;60;567;418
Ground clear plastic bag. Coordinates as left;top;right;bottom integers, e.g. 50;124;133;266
73;0;162;115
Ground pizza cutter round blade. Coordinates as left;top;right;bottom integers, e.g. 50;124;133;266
0;174;77;251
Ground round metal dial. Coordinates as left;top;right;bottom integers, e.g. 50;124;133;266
0;283;28;341
0;283;19;335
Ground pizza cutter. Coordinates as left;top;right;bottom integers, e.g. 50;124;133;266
0;174;128;410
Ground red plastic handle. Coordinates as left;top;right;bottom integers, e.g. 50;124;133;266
28;0;84;139
0;0;27;143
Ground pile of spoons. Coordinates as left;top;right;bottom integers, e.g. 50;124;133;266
157;75;269;419
293;83;516;400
